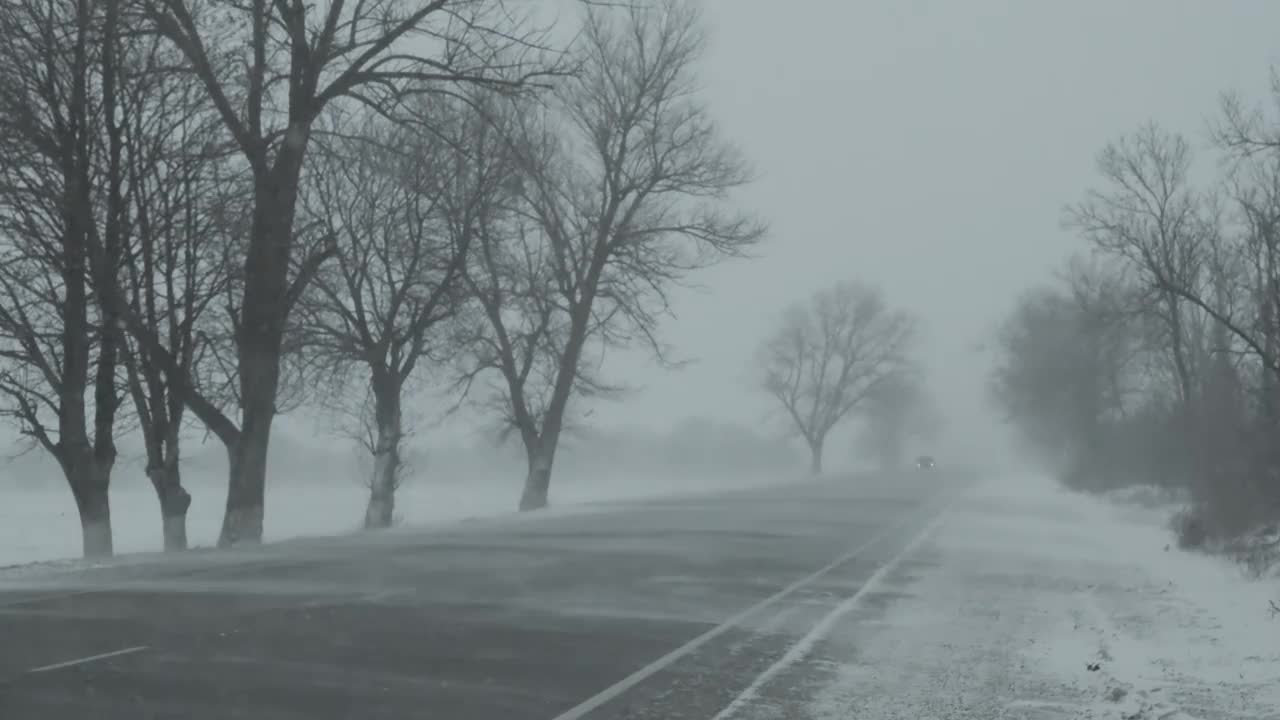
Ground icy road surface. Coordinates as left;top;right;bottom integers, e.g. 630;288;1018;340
1;471;1276;719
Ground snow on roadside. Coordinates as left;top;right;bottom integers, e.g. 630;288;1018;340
797;473;1280;720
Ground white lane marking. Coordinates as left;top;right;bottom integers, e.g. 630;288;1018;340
546;506;932;720
709;508;951;720
28;646;149;674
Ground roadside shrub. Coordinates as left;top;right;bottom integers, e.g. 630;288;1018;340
1224;523;1280;578
1170;508;1207;550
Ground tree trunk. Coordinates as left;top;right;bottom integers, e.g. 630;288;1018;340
214;145;308;547
364;455;397;529
148;461;190;552
363;379;402;530
77;493;112;558
520;442;555;512
514;246;604;513
808;436;825;476
220;428;270;547
218;355;278;547
221;336;279;547
69;458;113;558
218;224;287;547
517;319;584;513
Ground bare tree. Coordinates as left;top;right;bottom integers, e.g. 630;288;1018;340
115;34;235;551
1196;94;1280;514
117;0;558;545
462;0;764;511
1064;124;1280;517
0;0;133;557
1225;157;1280;439
989;74;1280;543
758;282;915;476
988;257;1152;488
1207;91;1280;386
296;99;497;529
1066;125;1215;412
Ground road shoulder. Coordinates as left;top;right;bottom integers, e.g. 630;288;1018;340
719;474;1280;720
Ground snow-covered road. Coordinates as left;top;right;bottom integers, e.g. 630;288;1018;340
1;471;1275;719
719;474;1280;720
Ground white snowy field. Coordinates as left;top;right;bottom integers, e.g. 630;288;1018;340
0;456;794;571
788;474;1280;720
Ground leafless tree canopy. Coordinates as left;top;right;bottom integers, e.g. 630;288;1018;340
113;0;565;546
461;0;764;511
294;95;505;528
0;0;775;555
759;281;915;475
0;0;147;556
998;82;1280;547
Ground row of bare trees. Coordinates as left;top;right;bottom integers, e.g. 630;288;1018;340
991;73;1280;544
755;281;929;475
0;0;764;558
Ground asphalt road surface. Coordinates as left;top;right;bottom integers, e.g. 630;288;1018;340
0;471;961;720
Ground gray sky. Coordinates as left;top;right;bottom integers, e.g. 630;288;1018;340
564;0;1280;461
8;1;1280;463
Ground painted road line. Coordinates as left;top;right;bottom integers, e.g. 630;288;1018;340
709;506;952;720
28;646;149;674
546;505;932;720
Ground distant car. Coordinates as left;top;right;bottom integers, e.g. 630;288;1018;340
915;455;935;470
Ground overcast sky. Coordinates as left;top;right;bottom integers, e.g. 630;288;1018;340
8;1;1280;464
531;0;1280;461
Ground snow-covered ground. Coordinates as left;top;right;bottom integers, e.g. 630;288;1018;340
726;473;1280;720
808;474;1280;720
8;460;1275;719
0;464;792;570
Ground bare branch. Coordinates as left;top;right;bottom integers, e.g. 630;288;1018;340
757;281;916;456
460;0;764;501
